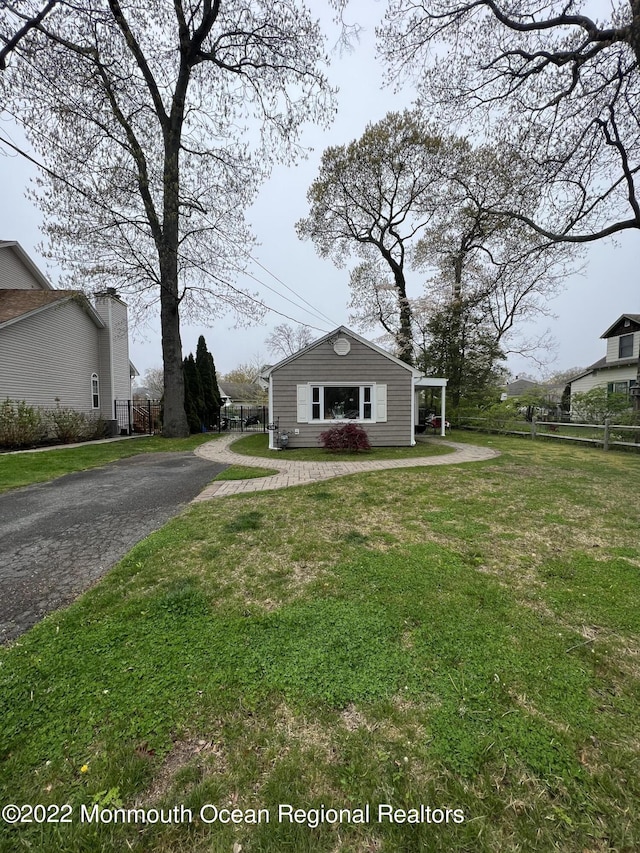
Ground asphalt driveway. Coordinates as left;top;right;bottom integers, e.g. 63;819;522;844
0;451;226;644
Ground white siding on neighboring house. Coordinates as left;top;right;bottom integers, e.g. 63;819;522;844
570;316;640;415
0;299;101;413
605;331;640;363
570;366;637;397
0;246;44;290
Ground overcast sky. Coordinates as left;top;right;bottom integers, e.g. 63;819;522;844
1;0;637;382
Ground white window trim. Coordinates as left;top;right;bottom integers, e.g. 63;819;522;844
303;382;383;424
91;373;100;410
619;333;634;359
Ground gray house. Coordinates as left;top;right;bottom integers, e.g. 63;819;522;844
264;326;447;449
0;241;135;429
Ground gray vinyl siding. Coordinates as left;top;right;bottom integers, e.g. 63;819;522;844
0;246;43;290
271;335;414;447
0;300;101;414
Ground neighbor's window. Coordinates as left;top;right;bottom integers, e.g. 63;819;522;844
619;334;634;358
91;373;99;409
607;380;633;396
310;385;372;420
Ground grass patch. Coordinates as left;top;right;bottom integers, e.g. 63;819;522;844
230;431;454;461
0;433;220;493
212;464;277;481
1;434;640;851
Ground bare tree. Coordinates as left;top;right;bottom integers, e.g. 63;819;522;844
301;110;572;382
346;259;399;349
297;111;452;364
222;355;268;386
415;144;573;359
265;323;313;359
378;0;640;243
140;367;164;401
375;0;640;400
0;0;57;68
0;1;334;435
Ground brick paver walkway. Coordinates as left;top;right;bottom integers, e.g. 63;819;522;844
193;434;499;501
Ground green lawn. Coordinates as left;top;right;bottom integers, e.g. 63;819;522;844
230;431;454;461
0;433;220;493
1;435;639;852
212;464;278;481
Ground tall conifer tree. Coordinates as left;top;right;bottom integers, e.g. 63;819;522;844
196;335;222;428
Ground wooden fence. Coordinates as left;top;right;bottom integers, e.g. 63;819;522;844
458;416;640;452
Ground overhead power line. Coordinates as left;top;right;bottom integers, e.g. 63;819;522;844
0;130;340;334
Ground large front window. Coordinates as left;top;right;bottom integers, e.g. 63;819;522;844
311;385;373;421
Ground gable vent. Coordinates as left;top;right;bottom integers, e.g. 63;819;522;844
333;336;351;356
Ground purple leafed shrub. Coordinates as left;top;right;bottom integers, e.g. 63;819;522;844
319;422;371;453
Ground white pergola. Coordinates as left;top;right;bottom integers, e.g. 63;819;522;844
414;376;448;438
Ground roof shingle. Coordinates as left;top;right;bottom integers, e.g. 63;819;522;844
0;289;84;326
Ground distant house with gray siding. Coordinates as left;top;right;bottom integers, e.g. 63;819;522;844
569;315;640;411
264;326;447;449
0;241;135;429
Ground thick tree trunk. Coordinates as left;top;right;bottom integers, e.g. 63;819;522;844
397;289;414;365
391;267;414;365
447;254;465;407
159;269;189;438
160;137;189;438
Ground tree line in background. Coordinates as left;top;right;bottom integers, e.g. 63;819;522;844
360;0;640;406
0;0;333;437
297;109;570;409
2;1;639;424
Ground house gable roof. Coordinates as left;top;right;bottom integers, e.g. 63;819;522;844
506;378;539;396
600;314;640;338
0;289;105;330
0;241;54;291
263;326;420;377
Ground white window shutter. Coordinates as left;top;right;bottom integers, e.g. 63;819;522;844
296;384;309;422
375;384;387;422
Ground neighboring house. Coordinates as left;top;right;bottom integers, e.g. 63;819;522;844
504;377;539;398
218;381;267;408
569;314;640;408
503;377;567;419
0;241;136;431
263;326;447;449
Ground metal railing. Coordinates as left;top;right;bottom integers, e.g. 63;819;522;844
219;405;268;433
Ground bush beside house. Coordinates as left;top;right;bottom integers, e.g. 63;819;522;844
319;422;371;452
0;399;106;449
